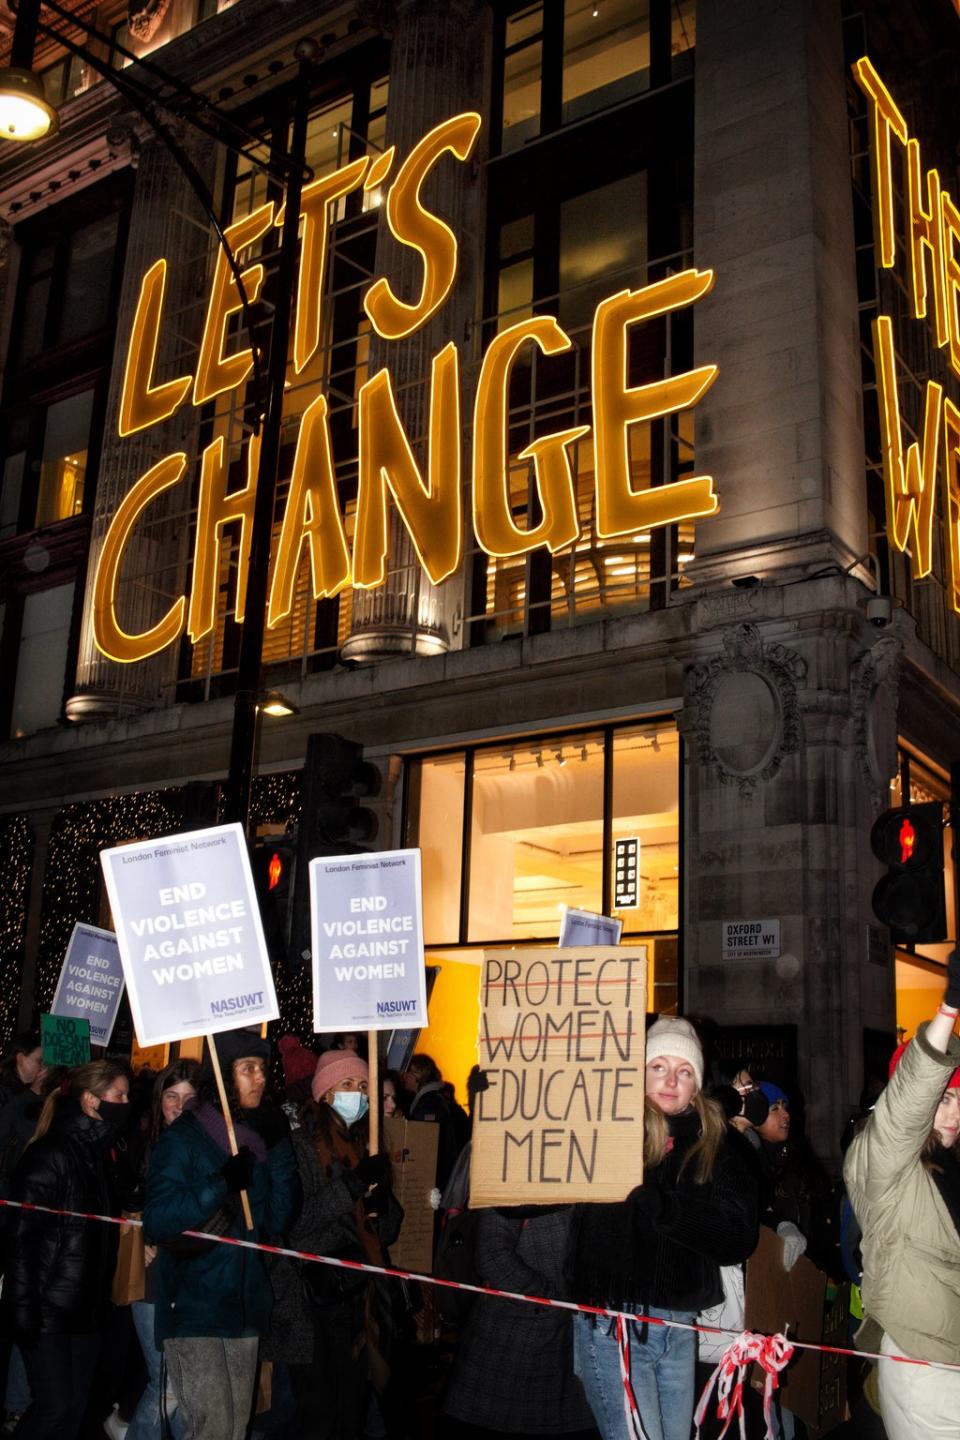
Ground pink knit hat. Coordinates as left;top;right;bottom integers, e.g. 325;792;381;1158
311;1048;369;1102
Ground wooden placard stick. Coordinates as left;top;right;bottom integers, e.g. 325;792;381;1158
368;1029;380;1154
208;1033;254;1231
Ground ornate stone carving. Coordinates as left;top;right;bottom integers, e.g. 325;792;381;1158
128;0;173;43
850;634;902;808
687;623;807;796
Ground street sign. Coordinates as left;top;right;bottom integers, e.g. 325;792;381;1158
721;919;781;959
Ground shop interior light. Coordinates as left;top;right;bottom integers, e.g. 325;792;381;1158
580;745;589;763
0;67;59;141
258;689;299;717
554;749;566;766
535;750;544;768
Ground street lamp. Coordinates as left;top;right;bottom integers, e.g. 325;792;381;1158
2;0;315;835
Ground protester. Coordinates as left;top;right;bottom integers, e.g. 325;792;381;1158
382;1071;403;1121
442;1205;595;1439
125;1059;201;1440
844;950;960;1440
571;1016;758;1440
269;1047;401;1440
1;1060;131;1440
0;1035;43;1118
404;1054;465;1187
277;1035;319;1118
143;1031;300;1440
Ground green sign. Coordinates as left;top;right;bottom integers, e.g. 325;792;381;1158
41;1012;91;1068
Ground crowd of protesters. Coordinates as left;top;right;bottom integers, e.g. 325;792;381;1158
0;957;954;1440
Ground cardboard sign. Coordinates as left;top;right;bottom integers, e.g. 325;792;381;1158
310;849;426;1034
130;1040;170;1074
50;922;125;1047
470;946;647;1206
41;1012;91;1067
383;1115;440;1275
745;1225;825;1428
99;823;279;1046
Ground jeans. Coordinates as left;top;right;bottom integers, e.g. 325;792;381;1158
878;1333;960;1439
19;1332;102;1440
574;1308;696;1440
4;1344;30;1413
164;1335;259;1440
128;1302;185;1440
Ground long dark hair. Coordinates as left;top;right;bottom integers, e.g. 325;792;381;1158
0;1033;40;1083
149;1058;201;1145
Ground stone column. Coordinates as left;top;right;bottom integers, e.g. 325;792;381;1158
682;584;902;1162
66;130;211;721
689;0;867;585
341;0;488;663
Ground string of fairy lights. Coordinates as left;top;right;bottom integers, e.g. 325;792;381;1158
5;771;310;1055
0;817;34;1049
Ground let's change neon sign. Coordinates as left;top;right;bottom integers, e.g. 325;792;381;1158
93;112;721;664
854;58;960;613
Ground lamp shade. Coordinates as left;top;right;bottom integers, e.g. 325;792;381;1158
0;67;59;141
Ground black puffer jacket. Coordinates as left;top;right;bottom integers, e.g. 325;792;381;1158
2;1101;119;1337
573;1107;758;1313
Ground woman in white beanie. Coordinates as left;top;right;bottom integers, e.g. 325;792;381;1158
571;1015;758;1440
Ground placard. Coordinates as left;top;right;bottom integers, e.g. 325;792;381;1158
745;1225;825;1428
383;1115;440;1275
559;907;623;948
130;1040;170;1074
100;823;279;1046
310;849;426;1034
50;922;125;1047
41;1012;91;1067
470;946;646;1206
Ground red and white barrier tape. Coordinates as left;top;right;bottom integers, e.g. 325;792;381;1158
694;1330;794;1440
1;1196;958;1385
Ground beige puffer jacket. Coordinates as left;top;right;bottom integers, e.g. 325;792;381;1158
843;1022;960;1364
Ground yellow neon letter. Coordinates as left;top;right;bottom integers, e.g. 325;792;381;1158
874;314;941;578
853;57;908;270
193;202;275;407
941;191;960;382
353;341;462;588
943;398;960;615
92;453;187;662
592;271;719;540
268;393;350;626
187;432;260;643
363;113;482;340
473;316;584;558
907;144;949;346
118;260;193;437
282;156;369;375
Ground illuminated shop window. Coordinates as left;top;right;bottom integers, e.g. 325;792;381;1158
405;722;681;1093
502;6;543;153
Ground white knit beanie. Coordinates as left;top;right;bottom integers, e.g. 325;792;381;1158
645;1017;704;1090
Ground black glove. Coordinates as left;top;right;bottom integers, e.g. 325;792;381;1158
362;1182;389;1218
354;1153;389;1187
220;1146;255;1194
946;948;960;1009
467;1066;490;1097
245;1104;290;1151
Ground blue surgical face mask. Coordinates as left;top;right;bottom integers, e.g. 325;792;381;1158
331;1091;369;1126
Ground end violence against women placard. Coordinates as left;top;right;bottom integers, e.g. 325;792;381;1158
100;823;279;1046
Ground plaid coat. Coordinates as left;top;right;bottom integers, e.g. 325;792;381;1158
442;1206;593;1434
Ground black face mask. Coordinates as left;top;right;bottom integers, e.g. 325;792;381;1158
97;1100;133;1135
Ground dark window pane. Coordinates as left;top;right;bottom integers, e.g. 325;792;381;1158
18;243;55;362
559;172;646;334
60;214;119;342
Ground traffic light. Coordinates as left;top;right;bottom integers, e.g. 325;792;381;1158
870;802;947;943
251;832;297;959
310;733;380;853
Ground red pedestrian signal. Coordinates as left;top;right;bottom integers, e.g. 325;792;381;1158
268;852;282;891
870;802;947;943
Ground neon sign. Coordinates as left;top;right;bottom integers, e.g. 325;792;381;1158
93;112;721;664
853;57;960;614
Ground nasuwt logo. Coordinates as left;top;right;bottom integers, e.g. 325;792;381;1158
210;991;265;1015
376;999;419;1016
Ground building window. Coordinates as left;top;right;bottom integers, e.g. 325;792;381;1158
497;0;695;153
9;584;75;737
404;720;681;1101
34;390;93;528
11;211;121;366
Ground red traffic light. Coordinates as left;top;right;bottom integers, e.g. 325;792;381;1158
870;802;947;943
268;852;283;891
897;817;916;865
870;803;941;869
